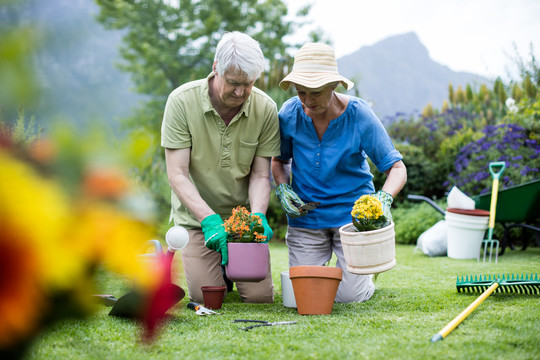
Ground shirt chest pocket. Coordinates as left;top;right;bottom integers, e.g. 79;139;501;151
237;140;258;169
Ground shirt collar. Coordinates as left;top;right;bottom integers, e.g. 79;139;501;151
201;72;215;114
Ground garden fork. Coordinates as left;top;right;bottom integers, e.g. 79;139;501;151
478;162;505;263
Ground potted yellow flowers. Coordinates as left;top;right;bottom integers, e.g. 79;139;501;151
223;206;269;282
339;195;396;275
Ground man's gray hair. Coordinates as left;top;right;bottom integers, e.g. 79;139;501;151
214;31;264;81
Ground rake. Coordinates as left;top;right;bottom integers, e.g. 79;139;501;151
431;273;540;342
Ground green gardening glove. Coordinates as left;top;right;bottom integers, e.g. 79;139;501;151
371;190;393;222
275;184;307;218
253;213;273;242
201;214;229;265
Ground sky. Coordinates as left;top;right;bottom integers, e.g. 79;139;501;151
284;0;540;80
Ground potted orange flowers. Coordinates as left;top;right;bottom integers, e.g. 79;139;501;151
223;206;269;282
223;206;267;243
339;195;396;275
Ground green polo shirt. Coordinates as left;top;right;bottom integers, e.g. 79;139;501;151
161;73;280;228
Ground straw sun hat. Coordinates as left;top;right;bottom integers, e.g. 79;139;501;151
279;43;354;91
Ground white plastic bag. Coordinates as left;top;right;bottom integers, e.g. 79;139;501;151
416;220;448;257
447;186;475;209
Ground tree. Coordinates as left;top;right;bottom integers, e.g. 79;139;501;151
511;83;522;102
96;0;309;128
448;83;455;106
493;77;506;106
421;102;434;118
465;84;474;104
523;75;537;99
94;0;313;219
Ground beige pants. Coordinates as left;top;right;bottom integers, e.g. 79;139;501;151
182;229;274;303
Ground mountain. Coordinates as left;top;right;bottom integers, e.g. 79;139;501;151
2;0;145;132
337;32;491;122
5;1;489;130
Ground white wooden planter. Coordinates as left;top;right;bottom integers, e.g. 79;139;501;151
339;222;396;275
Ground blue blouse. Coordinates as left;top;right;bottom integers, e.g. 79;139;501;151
276;96;403;229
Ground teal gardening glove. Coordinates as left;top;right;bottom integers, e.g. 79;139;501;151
275;184;307;218
371;190;393;222
253;213;273;242
201;214;229;265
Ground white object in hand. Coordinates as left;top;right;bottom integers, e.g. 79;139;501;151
166;226;189;252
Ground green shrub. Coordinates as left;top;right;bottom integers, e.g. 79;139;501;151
393;201;445;245
369;144;439;205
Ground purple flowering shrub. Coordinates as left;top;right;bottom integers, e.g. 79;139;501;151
387;109;485;199
446;123;540;196
388;109;483;156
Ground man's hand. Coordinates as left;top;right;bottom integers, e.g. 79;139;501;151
372;190;393;222
201;214;229;265
253;213;273;242
275;184;307;218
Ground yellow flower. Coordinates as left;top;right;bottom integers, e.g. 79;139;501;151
69;202;158;289
0;151;160;347
0;151;85;290
0;151;81;345
350;194;389;232
351;195;384;220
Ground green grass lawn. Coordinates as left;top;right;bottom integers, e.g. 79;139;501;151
29;243;540;360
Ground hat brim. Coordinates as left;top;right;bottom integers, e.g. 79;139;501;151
279;72;354;91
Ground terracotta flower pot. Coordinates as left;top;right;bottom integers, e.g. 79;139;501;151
339;221;396;275
225;242;269;282
289;266;342;315
201;286;226;309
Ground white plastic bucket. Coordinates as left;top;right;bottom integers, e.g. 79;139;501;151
281;271;297;308
445;209;489;259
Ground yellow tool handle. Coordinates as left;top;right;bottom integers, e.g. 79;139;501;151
431;282;499;342
488;179;500;229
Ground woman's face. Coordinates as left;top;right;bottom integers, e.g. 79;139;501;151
295;84;336;115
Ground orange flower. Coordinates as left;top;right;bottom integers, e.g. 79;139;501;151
223;206;266;242
83;166;129;200
28;138;56;165
0;224;45;347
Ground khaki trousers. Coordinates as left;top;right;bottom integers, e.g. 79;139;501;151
182;229;274;303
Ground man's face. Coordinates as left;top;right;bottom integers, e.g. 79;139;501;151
213;66;255;109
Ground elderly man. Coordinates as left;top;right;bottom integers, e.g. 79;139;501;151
161;32;280;303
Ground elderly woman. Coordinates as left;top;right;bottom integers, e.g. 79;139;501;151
271;43;407;303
